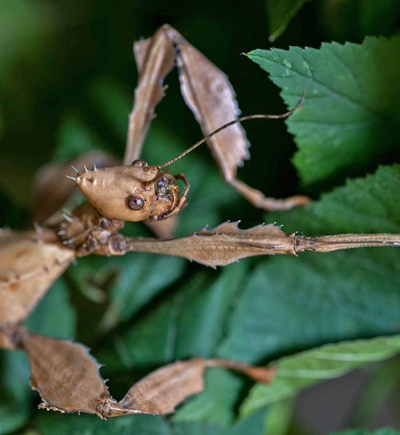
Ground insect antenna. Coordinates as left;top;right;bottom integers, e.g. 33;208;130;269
159;90;306;169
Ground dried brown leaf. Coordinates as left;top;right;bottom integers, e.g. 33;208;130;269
20;328;275;418
101;358;206;417
20;328;110;418
101;357;276;417
133;37;152;75
125;26;176;165
23;330;206;418
167;26;250;182
0;228;74;328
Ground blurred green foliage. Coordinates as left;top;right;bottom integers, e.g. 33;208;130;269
331;429;400;435
1;0;400;434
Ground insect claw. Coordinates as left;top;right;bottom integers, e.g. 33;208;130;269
62;237;76;245
93;163;97;170
83;165;88;172
62;214;73;222
65;175;76;181
57;230;66;235
71;165;79;173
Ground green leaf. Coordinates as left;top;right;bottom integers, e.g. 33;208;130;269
263;399;295;435
173;370;243;426
219;165;400;413
68;252;185;337
247;36;400;187
266;0;310;40
241;335;400;415
218;249;400;364
171;408;267;435
35;412;172;435
100;263;247;368
25;278;77;338
98;263;248;425
0;351;32;435
265;164;400;235
219;165;400;360
34;406;266;435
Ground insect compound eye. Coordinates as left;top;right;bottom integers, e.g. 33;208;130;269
127;194;146;211
132;159;147;167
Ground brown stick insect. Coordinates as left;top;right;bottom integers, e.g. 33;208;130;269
1;25;400;420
